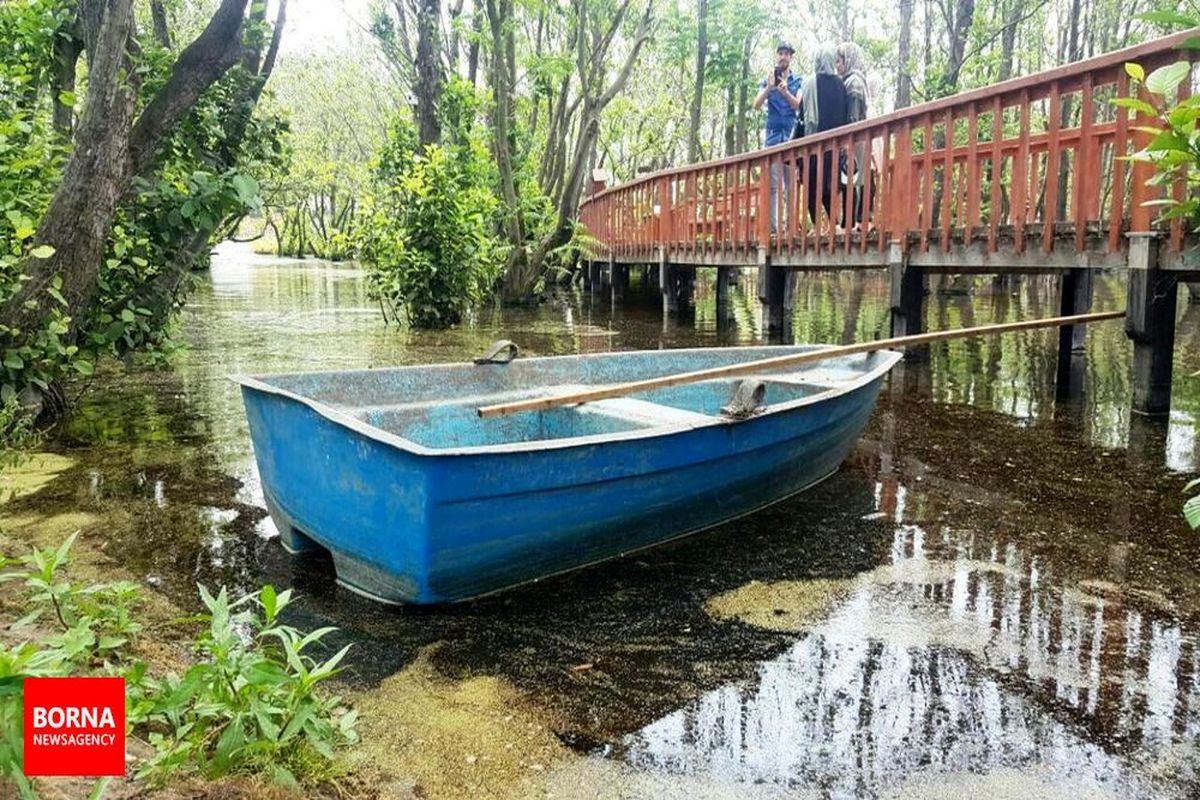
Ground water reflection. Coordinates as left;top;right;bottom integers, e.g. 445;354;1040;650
607;389;1200;797
617;522;1199;797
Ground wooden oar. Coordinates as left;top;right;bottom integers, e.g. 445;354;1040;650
476;309;1125;419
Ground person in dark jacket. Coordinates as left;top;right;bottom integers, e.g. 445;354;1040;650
837;41;871;228
793;46;848;226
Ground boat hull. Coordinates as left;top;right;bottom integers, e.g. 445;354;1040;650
239;348;896;603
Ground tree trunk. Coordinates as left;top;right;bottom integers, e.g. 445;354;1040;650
415;0;444;145
486;0;524;286
943;0;976;94
723;83;735;157
51;24;83;136
504;0;653;301
687;0;707;164
997;0;1026;81
1;0;250;343
150;0;172;48
897;0;914;108
467;11;482;86
735;34;751;152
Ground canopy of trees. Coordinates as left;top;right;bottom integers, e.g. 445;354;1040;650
1;0;287;412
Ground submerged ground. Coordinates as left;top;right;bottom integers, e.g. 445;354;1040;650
4;244;1200;799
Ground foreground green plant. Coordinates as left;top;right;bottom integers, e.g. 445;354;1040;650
1119;12;1200;228
0;535;359;797
0;397;41;472
137;583;358;788
0;533;141;799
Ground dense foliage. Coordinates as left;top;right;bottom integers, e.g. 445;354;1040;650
0;535;358;797
0;0;286;412
356;81;506;328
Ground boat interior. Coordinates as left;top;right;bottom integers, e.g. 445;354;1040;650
246;347;896;449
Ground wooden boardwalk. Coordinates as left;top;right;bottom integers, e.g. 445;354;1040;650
578;30;1199;415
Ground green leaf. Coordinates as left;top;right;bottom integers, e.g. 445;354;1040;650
1146;61;1192;97
3;352;24;370
1167;105;1200;128
1185;494;1200;529
231;174;259;205
271;765;299;789
0;675;25;698
1125;62;1146;82
1137;10;1199;27
29;245;54;259
260;584;277;622
1112;97;1159;116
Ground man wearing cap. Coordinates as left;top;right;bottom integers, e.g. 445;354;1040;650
753;42;801;233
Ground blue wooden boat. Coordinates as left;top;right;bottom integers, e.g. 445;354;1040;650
234;345;900;604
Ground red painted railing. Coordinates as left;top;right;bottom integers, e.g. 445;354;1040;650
580;30;1197;263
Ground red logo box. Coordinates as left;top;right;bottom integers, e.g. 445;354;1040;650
23;677;126;777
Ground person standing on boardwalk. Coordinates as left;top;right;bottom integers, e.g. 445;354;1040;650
794;46;848;226
837;41;871;229
753;41;802;233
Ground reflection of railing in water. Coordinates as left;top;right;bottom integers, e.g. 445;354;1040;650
581;30;1196;265
619;521;1199;796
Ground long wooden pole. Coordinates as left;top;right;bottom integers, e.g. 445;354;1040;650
476;309;1124;418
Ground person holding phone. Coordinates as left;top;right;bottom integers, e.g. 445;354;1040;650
753;42;801;233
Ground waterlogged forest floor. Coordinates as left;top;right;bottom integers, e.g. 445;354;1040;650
6;250;1200;799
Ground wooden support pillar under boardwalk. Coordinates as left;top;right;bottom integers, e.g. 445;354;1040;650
1126;234;1177;416
1056;268;1094;399
660;250;694;316
716;266;734;329
610;263;629;305
759;249;786;336
888;243;927;360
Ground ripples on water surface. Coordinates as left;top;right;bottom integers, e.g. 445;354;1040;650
16;243;1200;798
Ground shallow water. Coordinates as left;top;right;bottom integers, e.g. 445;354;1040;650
9;243;1200;798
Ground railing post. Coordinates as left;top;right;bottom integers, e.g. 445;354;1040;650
756;156;771;250
892;121;913;250
1129;83;1159;233
658;178;672;251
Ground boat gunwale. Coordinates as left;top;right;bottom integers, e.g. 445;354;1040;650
230;346;902;458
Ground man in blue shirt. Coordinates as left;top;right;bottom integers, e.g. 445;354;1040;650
753;42;801;234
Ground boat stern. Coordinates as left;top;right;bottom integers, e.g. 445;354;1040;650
237;378;441;604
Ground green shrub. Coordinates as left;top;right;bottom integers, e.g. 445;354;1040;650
0;533;143;800
358;140;505;328
137;583;358;787
0;396;40;471
0;536;360;796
